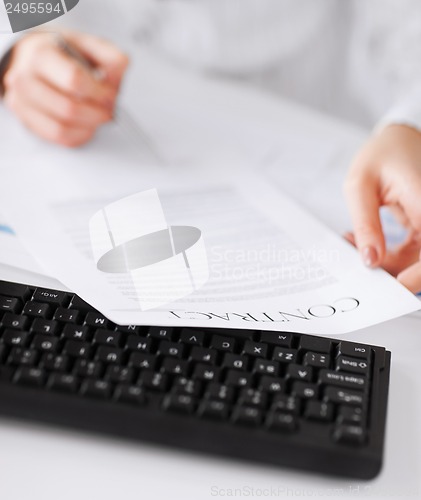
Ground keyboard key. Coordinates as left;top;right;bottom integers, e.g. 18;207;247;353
80;379;112;399
190;347;217;364
116;324;142;334
193;364;220;382
179;329;205;346
207;328;255;341
161;358;189;376
198;400;229;420
273;347;297;364
163;394;196;414
211;335;236;353
22;302;51;319
0;344;7;363
253;359;279;376
243;341;267;358
47;373;78;393
319;370;366;391
126;336;153;353
238;388;268;409
84;312;111;329
304;401;333;422
63;340;92;359
148;326;175;341
337;406;365;426
74;359;104;379
7;347;39;366
68;295;93;312
93;329;123;347
333;425;366;445
232;406;262;426
95;346;124;364
337;341;371;360
336;355;370;375
0;296;21;314
266;412;298;432
41;353;71;372
271;394;300;414
114;385;146;405
2;329;30;347
105;365;135;384
128;352;157;371
1;313;29;330
291;381;319;400
225;370;252;387
258;376;284;393
33;288;68;307
172;377;203;397
0;366;15;382
205;383;235;403
0;281;31;301
14;367;46;387
31;319;59;336
286;364;313;382
299;336;332;354
259;331;293;347
303;352;330;369
139;371;168;392
62;324;90;341
222;353;249;370
158;341;185;358
324;386;365;406
53;308;79;324
32;334;59;353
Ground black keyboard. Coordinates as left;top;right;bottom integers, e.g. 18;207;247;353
0;280;390;479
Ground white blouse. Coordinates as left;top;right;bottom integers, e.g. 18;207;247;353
2;0;421;131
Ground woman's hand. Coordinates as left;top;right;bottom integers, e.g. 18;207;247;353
345;124;421;293
2;30;129;147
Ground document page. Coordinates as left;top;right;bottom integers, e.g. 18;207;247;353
1;154;419;334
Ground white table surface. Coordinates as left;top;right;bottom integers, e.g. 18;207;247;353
0;48;420;499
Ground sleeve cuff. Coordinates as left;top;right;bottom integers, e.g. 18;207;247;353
374;87;421;135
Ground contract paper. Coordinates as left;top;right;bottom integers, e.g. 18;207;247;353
1;157;419;334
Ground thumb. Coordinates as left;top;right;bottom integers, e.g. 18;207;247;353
63;31;129;88
397;252;421;293
344;173;386;267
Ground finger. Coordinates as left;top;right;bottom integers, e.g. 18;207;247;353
343;231;356;246
397;258;421;294
400;179;421;235
63;31;129;88
31;44;117;106
382;238;421;277
5;90;95;147
15;75;112;127
344;172;386;267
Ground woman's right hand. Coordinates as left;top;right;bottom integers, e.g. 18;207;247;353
2;30;129;147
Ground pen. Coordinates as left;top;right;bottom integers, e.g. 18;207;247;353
55;35;166;165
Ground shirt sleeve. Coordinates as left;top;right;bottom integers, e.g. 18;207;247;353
367;0;421;133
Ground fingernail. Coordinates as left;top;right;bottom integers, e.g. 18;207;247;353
362;246;378;268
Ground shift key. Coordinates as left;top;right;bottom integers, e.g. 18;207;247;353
319;370;366;390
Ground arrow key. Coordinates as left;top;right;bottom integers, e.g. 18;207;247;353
286;364;313;382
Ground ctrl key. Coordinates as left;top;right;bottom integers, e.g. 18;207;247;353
114;385;146;406
14;367;46;388
333;425;366;446
266;412;298;432
163;394;196;415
